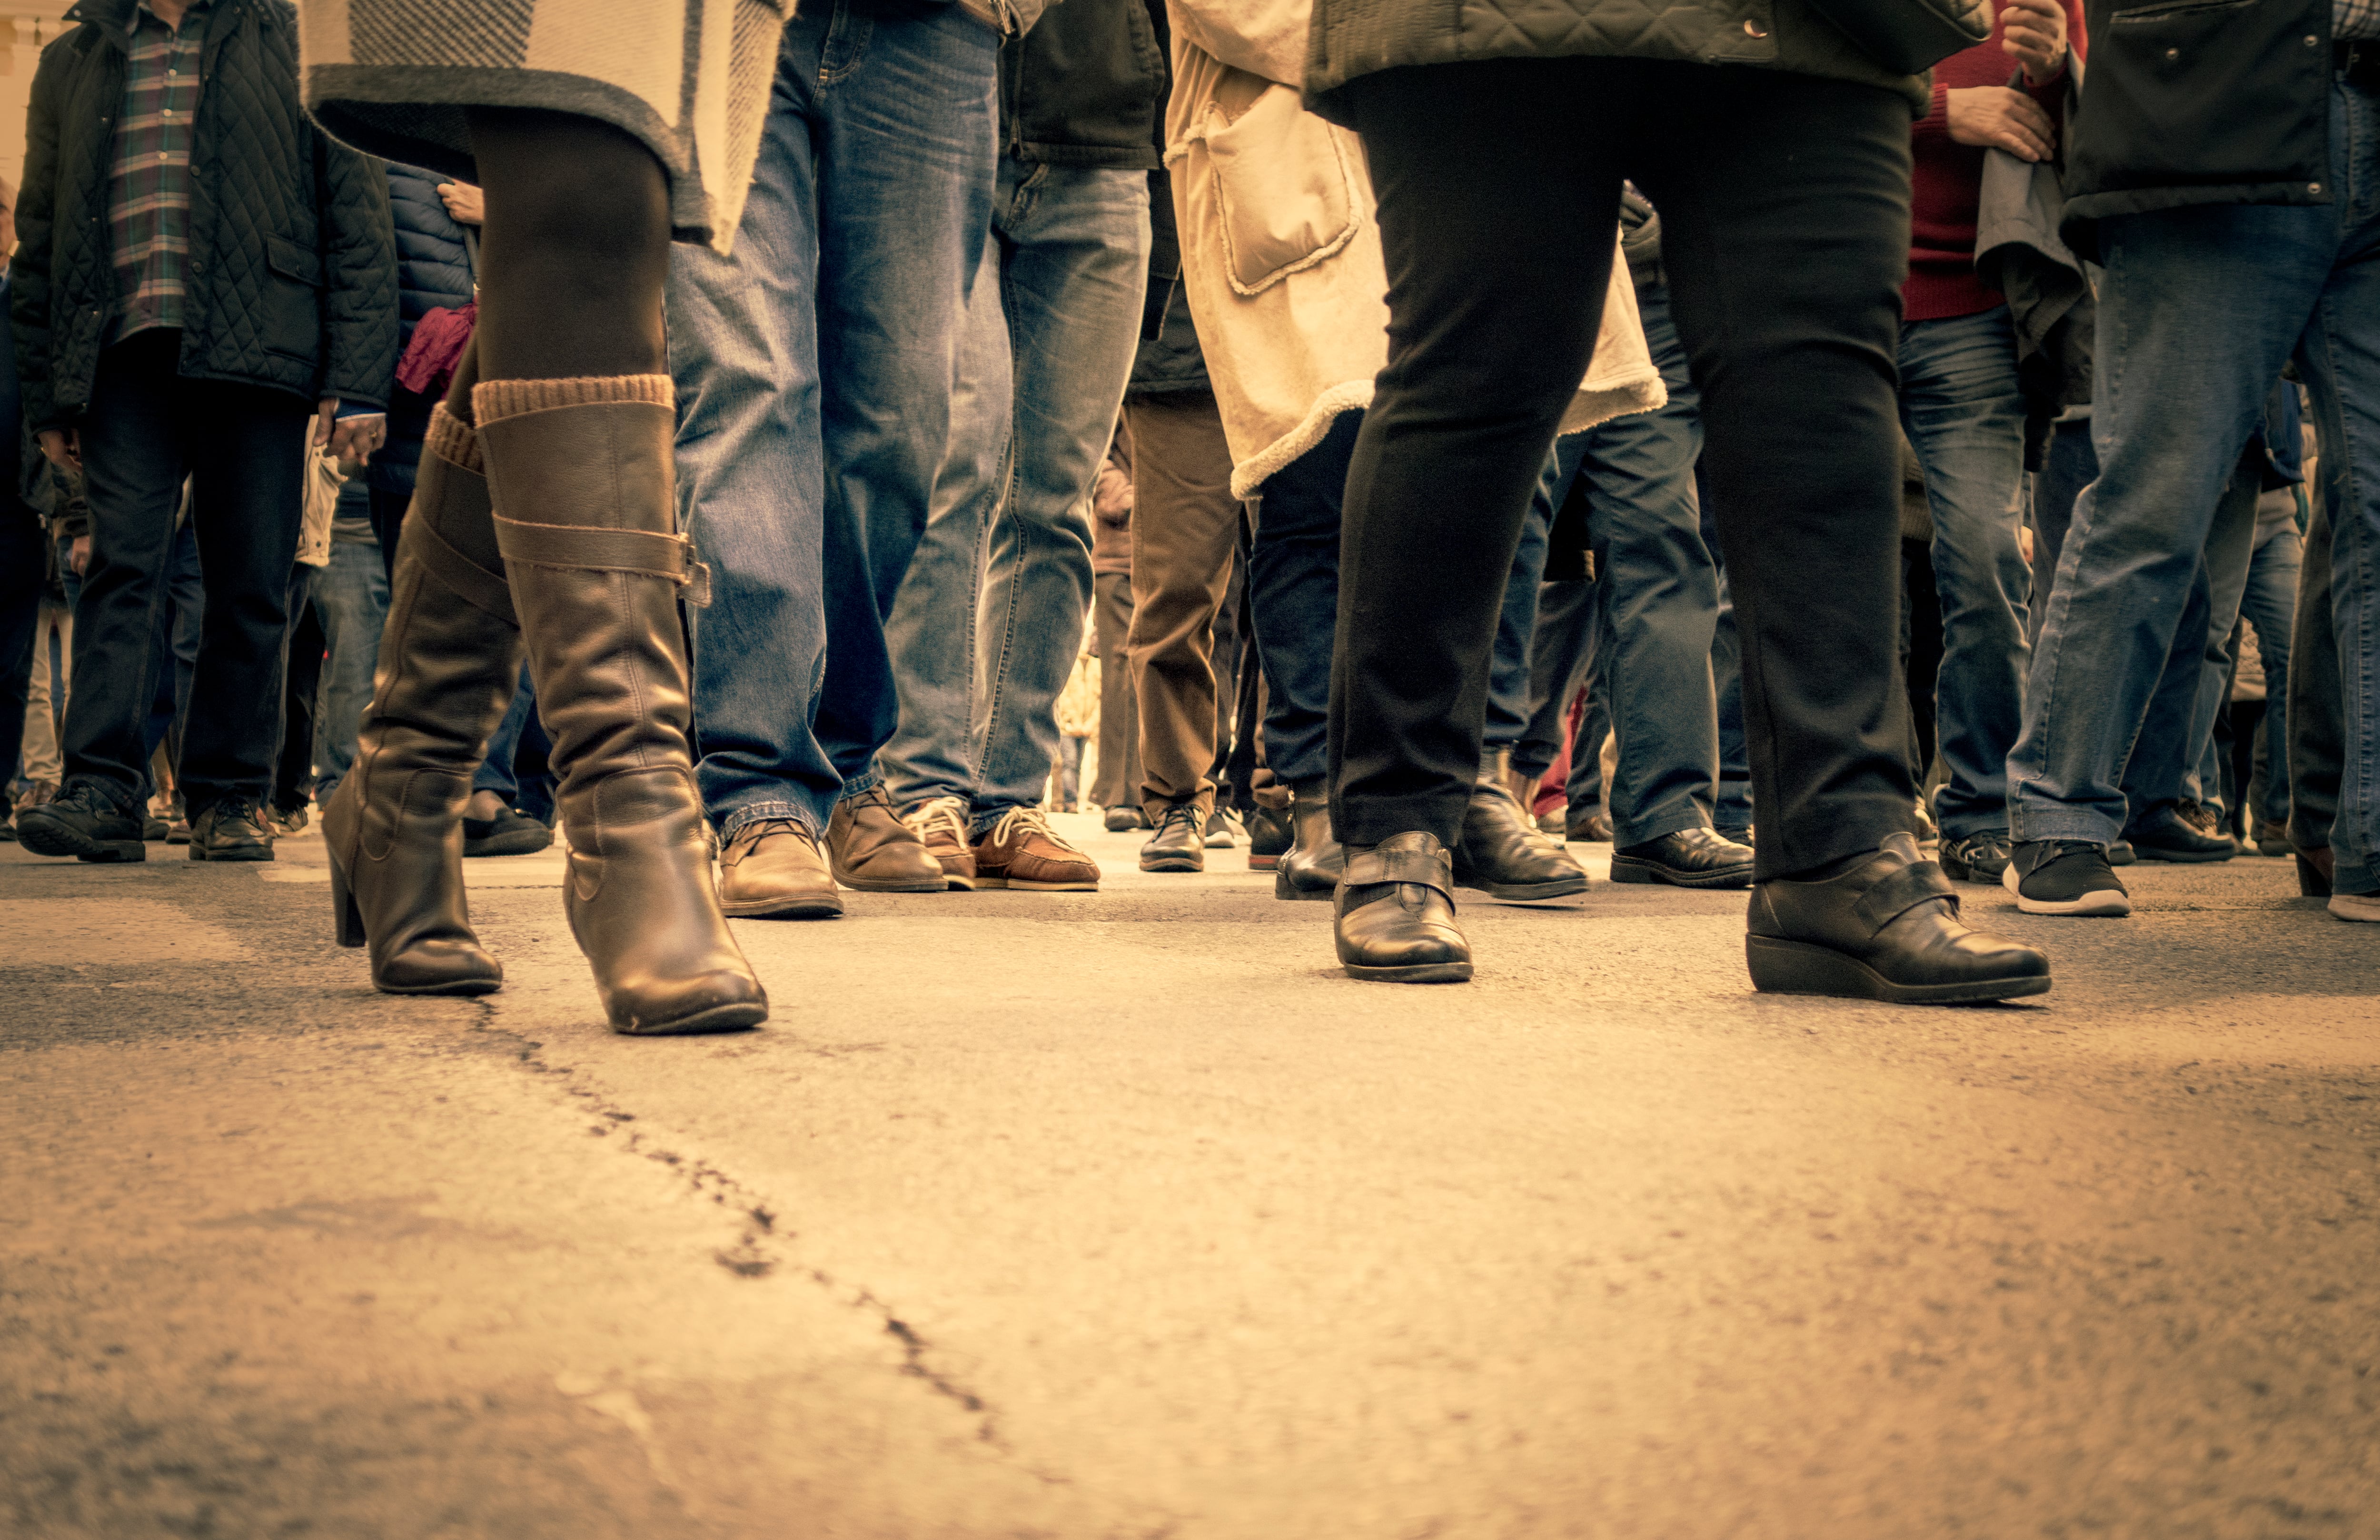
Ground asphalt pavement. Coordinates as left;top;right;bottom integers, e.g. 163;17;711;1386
2;815;2375;1539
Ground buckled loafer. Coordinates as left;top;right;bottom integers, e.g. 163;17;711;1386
1609;827;1755;889
1335;832;1472;983
1452;749;1587;899
1274;779;1345;901
1746;832;2050;1004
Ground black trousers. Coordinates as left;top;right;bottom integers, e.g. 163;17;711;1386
0;510;48;799
67;331;310;815
1330;60;1918;878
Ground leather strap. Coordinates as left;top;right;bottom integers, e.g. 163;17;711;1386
1341;843;1454;897
401;512;517;627
492;515;714;607
1852;859;1957;934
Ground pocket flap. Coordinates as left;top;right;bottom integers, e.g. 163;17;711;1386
268;234;324;286
1201;85;1361;297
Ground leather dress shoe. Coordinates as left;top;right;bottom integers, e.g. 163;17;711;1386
1452;748;1587;899
1610;827;1755;889
15;782;147;863
1140;802;1205;872
2129;805;2236;862
463;806;555;858
1746;832;2051;1005
1245;800;1292;870
1335;832;1472;983
1103;805;1150;832
1274;780;1344;901
189;798;276;862
827;785;949;891
1567;808;1615;843
719;819;844;918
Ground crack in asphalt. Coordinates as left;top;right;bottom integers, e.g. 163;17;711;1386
453;1009;1041;1463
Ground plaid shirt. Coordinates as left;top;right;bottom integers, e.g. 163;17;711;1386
2342;0;2380;39
107;0;212;346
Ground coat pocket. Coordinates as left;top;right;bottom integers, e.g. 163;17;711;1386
263;233;325;364
1200;84;1362;298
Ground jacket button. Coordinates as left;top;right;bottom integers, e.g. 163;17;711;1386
2307;34;2321;44
1743;16;1767;35
2164;47;2180;60
2310;182;2323;194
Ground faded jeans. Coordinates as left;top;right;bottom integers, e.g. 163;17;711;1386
881;158;1149;828
306;539;388;804
2010;76;2380;892
669;0;996;839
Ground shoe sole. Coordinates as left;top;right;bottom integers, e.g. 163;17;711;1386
720;897;845;919
612;1000;769;1036
2001;863;2131;917
2329;894;2380;921
1342;960;1474;983
1745;935;2052;1004
1459;875;1589;901
188;845;275;862
1140;856;1204;873
982;877;1101;892
1274;872;1336;901
1608;856;1752;890
1248;854;1282;870
2132;847;2235;863
16;820;146;862
833;876;951;892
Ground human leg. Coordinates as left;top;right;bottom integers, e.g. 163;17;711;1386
2238;523;2303;833
306;538;390;806
273;569;325;823
1091;569;1141;812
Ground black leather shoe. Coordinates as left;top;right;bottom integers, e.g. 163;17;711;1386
1274;780;1344;901
1103;805;1149;832
464;805;556;858
1566;808;1615;843
1453;749;1587;899
1938;829;2013;882
1610;827;1755;889
1245;801;1292;871
1139;802;1205;872
15;782;147;863
189;798;277;862
2129;805;2236;862
1746;832;2051;1005
1335;832;1471;983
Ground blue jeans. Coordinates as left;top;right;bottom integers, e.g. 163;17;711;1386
470;663;536;804
1513;283;1725;846
1485;487;1554;751
668;0;996;839
1247;410;1364;787
306;539;389;804
1897;305;2031;839
2120;454;2260;822
881;159;1150;826
2010;75;2380;893
2239;520;2303;829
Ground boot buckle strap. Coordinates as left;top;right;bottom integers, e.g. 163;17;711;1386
400;511;518;626
494;514;706;603
1340;846;1454;897
1852;860;1957;934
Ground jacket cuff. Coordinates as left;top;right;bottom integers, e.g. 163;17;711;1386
1911;82;1952;141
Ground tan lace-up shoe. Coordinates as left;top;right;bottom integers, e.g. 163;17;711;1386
718;819;844;918
902;794;977;891
970;806;1100;891
827;784;949;892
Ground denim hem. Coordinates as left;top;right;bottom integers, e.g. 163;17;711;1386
718;800;823;842
2006;806;2122;845
1608;806;1708;849
834;769;883;802
1934;814;2013;841
968;801;1032;836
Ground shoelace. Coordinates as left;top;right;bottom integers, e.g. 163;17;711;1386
903;796;971;846
989;805;1058;847
1154;804;1200;840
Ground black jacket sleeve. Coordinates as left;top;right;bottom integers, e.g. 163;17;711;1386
316;130;398;410
10;45;65;434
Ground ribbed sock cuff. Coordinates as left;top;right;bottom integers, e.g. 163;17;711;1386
424;403;483;474
473;374;674;424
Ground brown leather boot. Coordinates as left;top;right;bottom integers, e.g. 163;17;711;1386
323;404;523;996
719;818;843;918
826;785;949;892
476;375;766;1034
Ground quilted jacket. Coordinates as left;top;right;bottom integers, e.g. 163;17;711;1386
1303;0;1934;118
370;163;476;501
9;0;397;433
1003;0;1167;168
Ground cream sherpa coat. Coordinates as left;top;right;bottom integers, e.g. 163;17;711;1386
1166;0;1666;499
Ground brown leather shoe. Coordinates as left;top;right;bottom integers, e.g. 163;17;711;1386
970;807;1100;891
827;784;948;892
719;819;843;918
900;795;977;891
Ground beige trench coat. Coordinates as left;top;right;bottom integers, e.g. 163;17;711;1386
1165;0;1666;499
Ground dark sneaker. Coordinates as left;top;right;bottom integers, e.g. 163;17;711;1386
1938;830;2013;882
463;805;555;858
1140;802;1205;872
1205;809;1241;849
1609;827;1755;889
189;798;276;862
2130;805;2236;863
16;783;148;862
2003;839;2129;917
2105;839;2135;866
971;807;1100;891
2175;798;2223;837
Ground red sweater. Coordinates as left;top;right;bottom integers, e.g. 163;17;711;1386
1906;1;2087;322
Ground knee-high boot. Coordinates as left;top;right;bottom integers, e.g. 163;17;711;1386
324;404;524;994
473;375;766;1035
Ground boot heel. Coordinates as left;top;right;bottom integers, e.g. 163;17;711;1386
2297;853;2333;898
329;856;367;948
1747;933;1884;999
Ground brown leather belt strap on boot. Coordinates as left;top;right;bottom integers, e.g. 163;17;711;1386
398;404;518;628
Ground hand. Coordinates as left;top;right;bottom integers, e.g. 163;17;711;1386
1092;461;1134;523
37;428;79;473
313;398;341;449
1999;0;2067;84
1948;86;2057;162
2018;524;2035;568
328;412;387;465
437;181;485;227
69;534;89;576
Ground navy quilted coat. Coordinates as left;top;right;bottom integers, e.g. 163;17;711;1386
369;163;476;500
8;0;397;433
